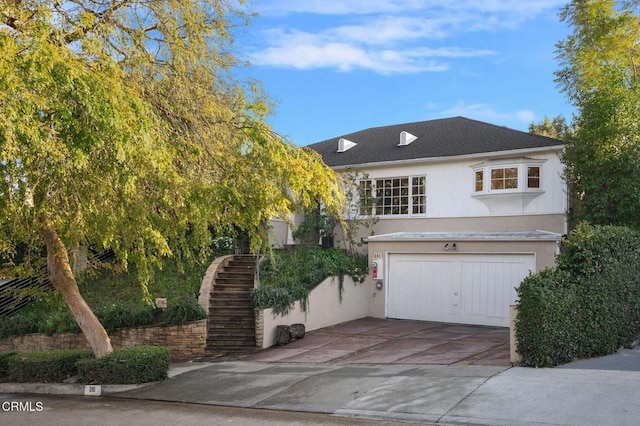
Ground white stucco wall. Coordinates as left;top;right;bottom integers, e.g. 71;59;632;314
261;276;373;348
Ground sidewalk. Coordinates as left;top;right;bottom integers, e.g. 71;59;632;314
109;358;640;425
3;320;639;426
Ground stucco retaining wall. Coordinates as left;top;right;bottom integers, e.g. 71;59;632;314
260;276;372;348
0;320;207;361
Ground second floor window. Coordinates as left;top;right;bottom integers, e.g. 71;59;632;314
473;159;545;195
359;175;426;216
491;167;518;190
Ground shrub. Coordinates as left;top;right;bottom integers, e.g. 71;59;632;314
515;269;578;367
94;303;155;333
253;248;368;315
516;223;640;367
0;314;41;339
0;351;17;377
251;285;308;316
161;297;207;325
76;345;170;384
42;311;81;335
7;349;94;383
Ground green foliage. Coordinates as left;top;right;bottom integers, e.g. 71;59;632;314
515;269;578;367
528;115;574;140
0;1;345;356
76;345;170;385
252;248;368;315
161;297;207;325
516;223;640;367
0;311;42;339
556;0;640;228
94;304;155;334
0;281;206;338
0;351;16;377
7;349;94;383
42;311;81;336
339;170;380;254
251;285;309;317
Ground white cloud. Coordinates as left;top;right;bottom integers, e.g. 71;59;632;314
440;102;536;125
257;0;426;16
257;0;564;17
251;24;496;74
253;41;452;74
250;0;564;74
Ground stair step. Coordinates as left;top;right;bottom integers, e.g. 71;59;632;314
210;299;253;305
209;325;254;331
209;318;254;324
208;331;255;338
209;306;254;312
213;279;254;286
207;339;256;346
216;270;254;277
211;294;252;300
212;285;253;291
223;265;256;273
205;254;259;352
209;313;254;319
207;340;255;345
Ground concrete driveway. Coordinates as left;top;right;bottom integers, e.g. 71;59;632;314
246;317;510;366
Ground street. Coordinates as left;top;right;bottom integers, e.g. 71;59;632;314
0;394;405;426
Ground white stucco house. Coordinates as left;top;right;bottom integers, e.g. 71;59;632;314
302;116;568;328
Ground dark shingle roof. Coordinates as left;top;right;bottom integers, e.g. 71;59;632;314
307;116;564;167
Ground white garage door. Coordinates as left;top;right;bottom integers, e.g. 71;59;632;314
387;253;534;327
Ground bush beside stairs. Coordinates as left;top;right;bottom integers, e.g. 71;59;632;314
206;255;258;355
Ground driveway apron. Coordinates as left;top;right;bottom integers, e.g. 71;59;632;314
245;317;510;366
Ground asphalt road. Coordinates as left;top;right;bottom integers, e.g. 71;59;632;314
0;394;407;426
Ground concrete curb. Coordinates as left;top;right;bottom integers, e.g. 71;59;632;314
0;361;214;397
0;381;157;396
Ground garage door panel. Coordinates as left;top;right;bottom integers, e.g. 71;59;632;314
388;253;534;327
388;257;457;319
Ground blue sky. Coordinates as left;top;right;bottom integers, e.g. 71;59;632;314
237;0;574;146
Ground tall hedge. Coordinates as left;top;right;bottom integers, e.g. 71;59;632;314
516;223;640;367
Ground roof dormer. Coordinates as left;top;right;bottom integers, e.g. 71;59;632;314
337;138;357;152
399;131;417;146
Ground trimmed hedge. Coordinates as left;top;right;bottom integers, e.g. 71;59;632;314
6;349;94;383
76;345;170;384
516;223;640;367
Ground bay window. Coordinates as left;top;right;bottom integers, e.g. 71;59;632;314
472;159;545;195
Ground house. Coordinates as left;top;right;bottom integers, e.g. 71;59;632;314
306;116;567;327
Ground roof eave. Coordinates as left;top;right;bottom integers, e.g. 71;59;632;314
365;230;564;243
329;144;565;171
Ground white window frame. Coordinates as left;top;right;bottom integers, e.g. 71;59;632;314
471;158;546;196
359;175;427;217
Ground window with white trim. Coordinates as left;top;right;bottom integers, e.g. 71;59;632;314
472;159;545;195
490;167;518;190
527;166;541;188
359;175;426;216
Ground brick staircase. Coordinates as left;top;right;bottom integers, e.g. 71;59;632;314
206;255;258;355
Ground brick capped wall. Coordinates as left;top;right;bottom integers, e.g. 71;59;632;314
0;320;207;361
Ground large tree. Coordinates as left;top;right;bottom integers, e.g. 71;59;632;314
0;1;344;357
528;115;574;140
556;0;640;227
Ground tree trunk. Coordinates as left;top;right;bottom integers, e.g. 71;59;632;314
39;217;113;358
